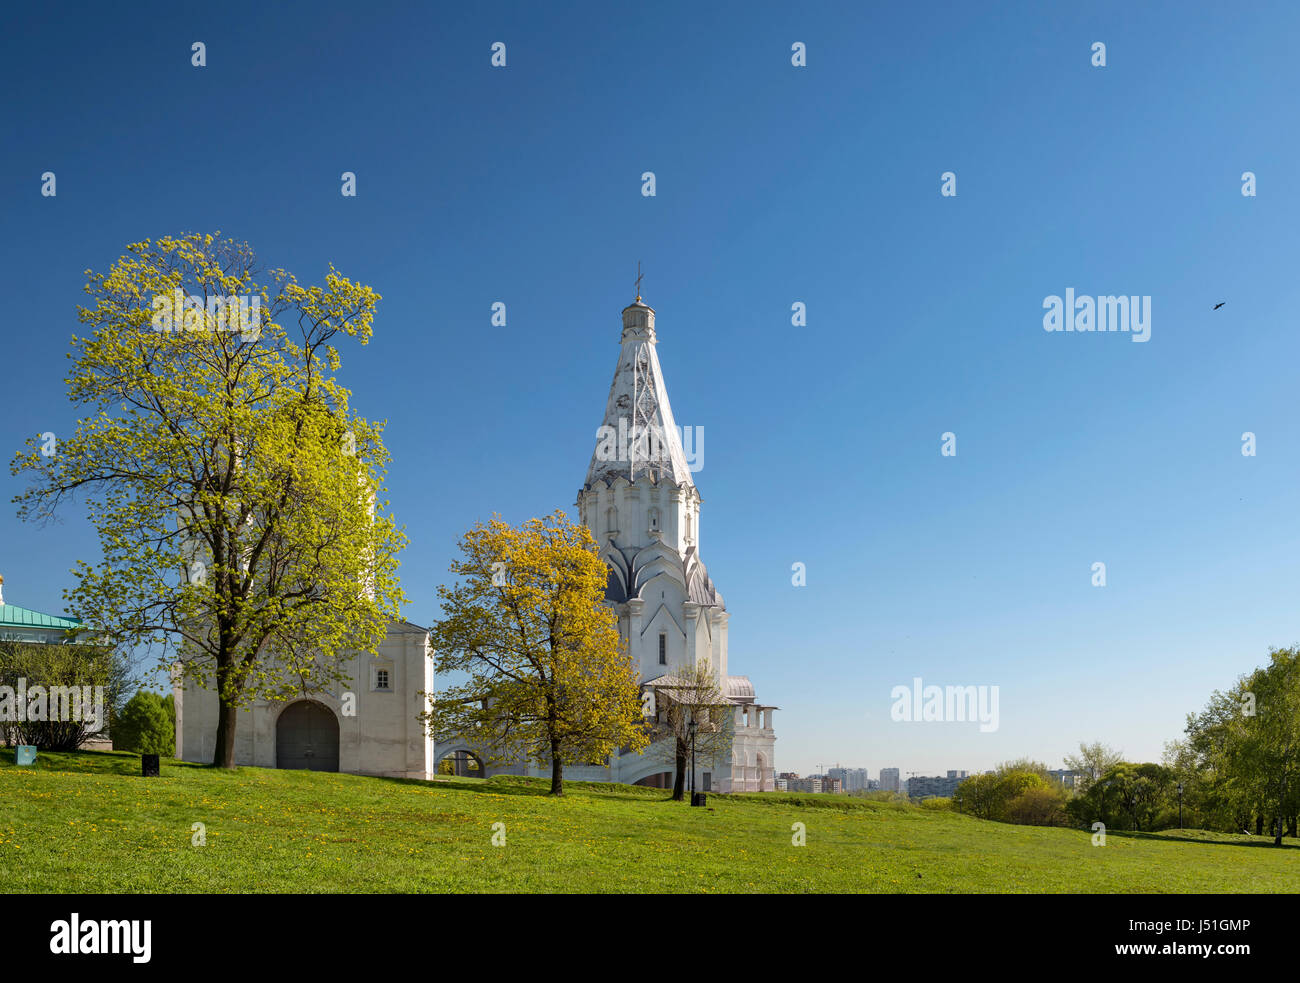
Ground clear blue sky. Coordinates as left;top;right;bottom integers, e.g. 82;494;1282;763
3;1;1298;777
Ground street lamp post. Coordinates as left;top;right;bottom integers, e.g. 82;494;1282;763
1177;783;1185;830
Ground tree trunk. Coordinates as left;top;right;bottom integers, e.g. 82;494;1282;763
211;646;241;769
549;739;563;796
1288;816;1297;838
672;737;687;801
1256;814;1264;836
1275;771;1289;846
211;696;238;769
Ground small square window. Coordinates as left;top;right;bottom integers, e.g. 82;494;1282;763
373;665;392;691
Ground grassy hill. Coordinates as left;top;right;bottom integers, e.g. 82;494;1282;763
3;749;1296;893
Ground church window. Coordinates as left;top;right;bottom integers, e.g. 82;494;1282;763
372;665;392;691
658;633;667;665
648;507;660;533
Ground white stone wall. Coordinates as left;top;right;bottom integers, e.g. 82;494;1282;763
177;620;433;778
578;480;726;685
578;477;701;563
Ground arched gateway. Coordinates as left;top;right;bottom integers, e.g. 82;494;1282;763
436;749;486;778
276;700;340;772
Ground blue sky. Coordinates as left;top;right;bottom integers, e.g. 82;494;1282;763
3;1;1298;777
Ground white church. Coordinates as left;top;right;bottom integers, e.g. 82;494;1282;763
179;291;777;791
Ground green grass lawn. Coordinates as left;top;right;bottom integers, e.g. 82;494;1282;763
2;749;1295;893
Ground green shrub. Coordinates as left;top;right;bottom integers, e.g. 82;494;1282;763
0;639;132;751
1005;785;1071;826
1066;761;1177;832
955;769;1047;821
113;690;174;756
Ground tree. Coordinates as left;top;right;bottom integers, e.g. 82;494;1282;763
997;757;1054;780
114;690;175;755
954;765;1049;822
423;511;649;796
0;637;133;751
1005;784;1070;826
1247;649;1300;845
1183;649;1300;843
1070;762;1174;832
1064;741;1124;794
1162;738;1229;832
161;692;176;738
647;659;734;801
11;234;405;768
1183;685;1255;833
954;772;1000;819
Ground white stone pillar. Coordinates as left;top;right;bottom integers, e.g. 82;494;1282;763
626;599;645;677
683;601;700;668
668;485;683;551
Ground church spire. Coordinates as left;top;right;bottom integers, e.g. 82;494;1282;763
584;289;694;490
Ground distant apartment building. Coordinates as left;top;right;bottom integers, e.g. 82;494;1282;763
828;767;870;792
906;773;967;799
774;772;846;794
1047;768;1087;789
781;776;824;793
879;768;901;793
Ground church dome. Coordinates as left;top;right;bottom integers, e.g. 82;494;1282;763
724;676;755;701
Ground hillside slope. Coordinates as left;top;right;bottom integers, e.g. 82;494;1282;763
2;750;1295;893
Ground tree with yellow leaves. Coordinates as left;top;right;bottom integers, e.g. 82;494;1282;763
425;511;648;795
11;234;406;768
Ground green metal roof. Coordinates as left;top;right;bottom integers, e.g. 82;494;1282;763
0;604;83;630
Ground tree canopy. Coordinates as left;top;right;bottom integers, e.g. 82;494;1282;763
424;511;647;795
11;234;405;767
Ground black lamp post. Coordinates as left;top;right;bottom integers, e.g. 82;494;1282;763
1177;782;1184;829
688;718;698;802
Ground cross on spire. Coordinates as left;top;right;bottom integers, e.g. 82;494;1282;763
635;261;643;303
